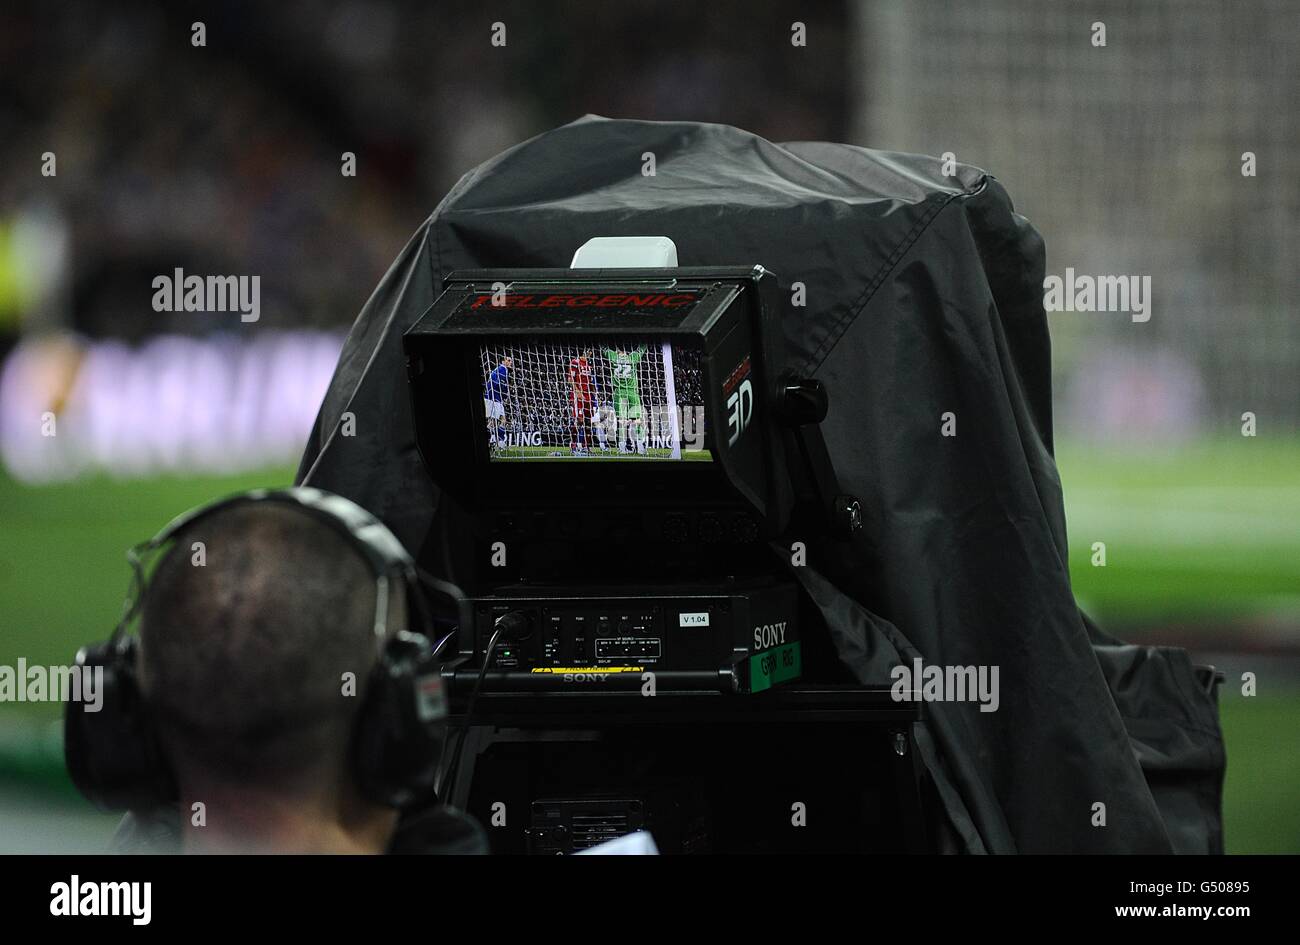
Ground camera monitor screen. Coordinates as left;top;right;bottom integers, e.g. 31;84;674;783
479;338;711;461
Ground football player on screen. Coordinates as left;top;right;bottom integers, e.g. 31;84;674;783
593;403;616;453
568;348;594;456
603;344;647;454
484;355;512;452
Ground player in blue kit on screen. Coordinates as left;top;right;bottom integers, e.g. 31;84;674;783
484;355;512;449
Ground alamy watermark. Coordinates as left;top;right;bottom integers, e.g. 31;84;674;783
0;659;103;711
890;657;1000;713
50;875;151;925
1043;268;1151;323
152;267;260;322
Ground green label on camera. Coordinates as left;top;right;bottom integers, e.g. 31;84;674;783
749;642;801;693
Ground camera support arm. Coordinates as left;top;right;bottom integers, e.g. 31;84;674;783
777;376;864;542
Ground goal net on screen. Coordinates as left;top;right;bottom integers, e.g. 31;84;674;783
478;340;704;460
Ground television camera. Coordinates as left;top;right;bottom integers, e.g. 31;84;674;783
403;238;925;852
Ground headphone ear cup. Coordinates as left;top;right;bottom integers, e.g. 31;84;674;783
63;637;177;812
353;632;448;809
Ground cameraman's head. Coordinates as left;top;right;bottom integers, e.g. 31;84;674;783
137;502;401;854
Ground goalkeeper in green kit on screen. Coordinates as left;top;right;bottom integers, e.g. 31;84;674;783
604;343;647;455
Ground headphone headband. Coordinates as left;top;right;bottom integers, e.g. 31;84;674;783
141;487;415;581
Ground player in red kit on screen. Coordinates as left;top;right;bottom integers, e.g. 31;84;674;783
568;348;594;455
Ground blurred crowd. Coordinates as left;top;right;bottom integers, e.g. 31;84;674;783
0;1;848;342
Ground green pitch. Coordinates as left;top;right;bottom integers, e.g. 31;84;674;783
0;436;1296;851
0;466;298;677
1058;438;1300;628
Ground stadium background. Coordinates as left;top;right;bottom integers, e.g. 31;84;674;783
0;0;1295;852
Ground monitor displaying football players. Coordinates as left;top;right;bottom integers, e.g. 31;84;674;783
478;338;710;461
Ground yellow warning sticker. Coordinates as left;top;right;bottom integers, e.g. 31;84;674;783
529;666;644;674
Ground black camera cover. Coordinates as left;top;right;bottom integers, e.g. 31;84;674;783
297;116;1224;854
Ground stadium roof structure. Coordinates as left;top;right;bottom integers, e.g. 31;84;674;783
298;116;1224;853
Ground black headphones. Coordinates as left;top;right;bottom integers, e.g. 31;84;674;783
63;487;449;812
